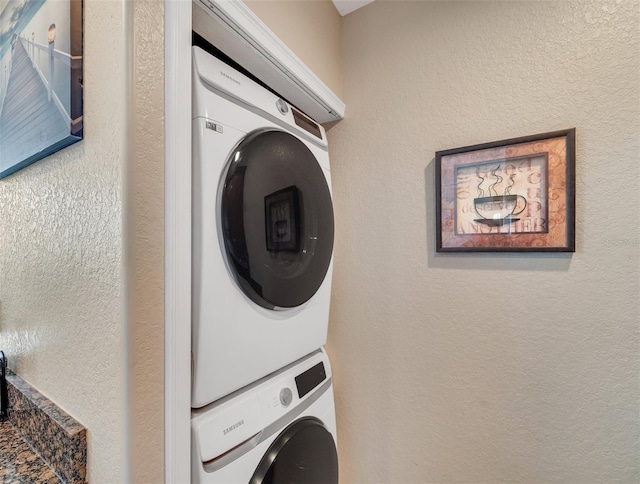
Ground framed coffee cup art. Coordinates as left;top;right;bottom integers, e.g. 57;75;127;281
435;129;575;252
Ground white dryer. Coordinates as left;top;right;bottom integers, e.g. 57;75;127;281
191;349;338;483
192;46;335;408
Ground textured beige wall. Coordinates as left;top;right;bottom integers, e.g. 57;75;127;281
0;0;166;480
244;0;343;98
0;0;127;481
327;1;639;482
126;0;165;482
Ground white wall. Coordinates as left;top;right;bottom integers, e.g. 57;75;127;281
0;0;127;481
327;1;639;482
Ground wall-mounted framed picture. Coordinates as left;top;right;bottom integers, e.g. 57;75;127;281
0;0;83;179
435;128;575;252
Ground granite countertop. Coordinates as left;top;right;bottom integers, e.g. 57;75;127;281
0;420;61;483
0;370;86;483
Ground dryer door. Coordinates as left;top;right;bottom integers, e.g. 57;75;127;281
221;130;334;309
249;417;338;484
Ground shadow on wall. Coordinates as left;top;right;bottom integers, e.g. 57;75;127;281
424;159;572;272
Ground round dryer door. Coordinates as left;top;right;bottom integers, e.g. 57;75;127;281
249;417;338;484
221;130;334;309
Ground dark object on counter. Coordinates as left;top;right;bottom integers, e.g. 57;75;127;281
0;350;8;421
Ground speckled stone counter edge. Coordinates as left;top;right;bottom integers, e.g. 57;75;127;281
6;370;87;484
0;421;61;483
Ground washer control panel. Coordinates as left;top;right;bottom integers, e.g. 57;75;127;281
257;357;328;421
192;350;331;465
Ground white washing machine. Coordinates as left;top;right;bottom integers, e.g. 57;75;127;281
191;349;338;483
192;46;335;408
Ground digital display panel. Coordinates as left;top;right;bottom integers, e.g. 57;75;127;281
292;108;322;140
295;362;326;398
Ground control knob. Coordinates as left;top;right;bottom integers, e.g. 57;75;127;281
276;98;289;115
279;387;293;407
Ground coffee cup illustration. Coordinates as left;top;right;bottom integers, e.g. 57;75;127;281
473;194;527;227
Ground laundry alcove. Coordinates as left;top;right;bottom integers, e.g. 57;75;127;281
164;2;345;481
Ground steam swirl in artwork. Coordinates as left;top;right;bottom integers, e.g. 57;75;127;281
473;164;527;227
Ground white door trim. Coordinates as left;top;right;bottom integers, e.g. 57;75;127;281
165;0;192;482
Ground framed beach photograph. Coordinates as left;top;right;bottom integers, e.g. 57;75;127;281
435;129;575;252
0;0;83;179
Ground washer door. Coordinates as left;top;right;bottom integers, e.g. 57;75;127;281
250;417;338;484
221;130;334;309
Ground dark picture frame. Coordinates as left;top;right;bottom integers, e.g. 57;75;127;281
0;0;83;179
436;129;575;252
265;185;301;253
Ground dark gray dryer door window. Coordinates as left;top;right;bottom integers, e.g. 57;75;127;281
249;417;338;484
221;130;334;309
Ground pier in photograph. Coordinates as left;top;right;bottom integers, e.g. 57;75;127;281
0;37;71;171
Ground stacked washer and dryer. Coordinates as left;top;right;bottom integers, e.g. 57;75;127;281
191;44;339;483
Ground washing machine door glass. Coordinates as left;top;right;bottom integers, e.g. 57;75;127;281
221;130;334;309
250;417;338;484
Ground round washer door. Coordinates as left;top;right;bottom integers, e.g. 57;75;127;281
250;417;338;484
221;130;334;309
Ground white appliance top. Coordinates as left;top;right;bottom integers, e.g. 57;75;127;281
192;46;327;146
192;0;345;124
191;349;332;465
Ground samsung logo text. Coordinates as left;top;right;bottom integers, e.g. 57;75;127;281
223;419;245;435
220;71;241;86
